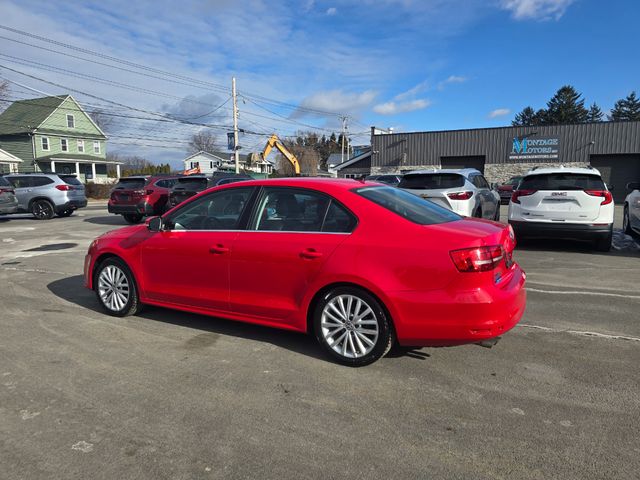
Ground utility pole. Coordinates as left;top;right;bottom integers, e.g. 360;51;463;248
340;115;348;164
232;77;240;174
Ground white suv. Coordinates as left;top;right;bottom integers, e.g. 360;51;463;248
508;167;614;251
398;168;501;220
623;181;640;236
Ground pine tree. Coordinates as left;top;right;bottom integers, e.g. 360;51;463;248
609;91;640;121
586;102;604;122
544;85;588;124
512;106;537;126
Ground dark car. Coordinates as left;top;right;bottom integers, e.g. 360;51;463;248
497;176;523;204
108;175;180;224
168;173;252;208
365;174;403;186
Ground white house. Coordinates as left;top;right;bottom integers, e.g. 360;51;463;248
182;151;229;174
0;148;22;173
182;150;274;176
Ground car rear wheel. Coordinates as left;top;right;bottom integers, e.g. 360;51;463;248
623;205;632;235
94;258;141;317
594;228;613;252
57;209;74;217
313;287;393;367
31;199;55;220
123;213;143;224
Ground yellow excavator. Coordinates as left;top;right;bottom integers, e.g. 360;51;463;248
260;134;301;175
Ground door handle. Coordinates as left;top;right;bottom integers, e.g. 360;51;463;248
209;244;229;254
300;248;323;259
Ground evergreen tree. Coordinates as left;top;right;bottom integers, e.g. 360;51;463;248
512;106;537;126
609;91;640;121
544;85;588;124
586;102;604;122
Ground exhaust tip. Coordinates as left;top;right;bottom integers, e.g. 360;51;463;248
475;336;501;348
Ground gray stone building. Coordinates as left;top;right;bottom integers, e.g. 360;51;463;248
338;121;640;202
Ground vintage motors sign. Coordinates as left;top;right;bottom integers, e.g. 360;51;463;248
509;137;560;160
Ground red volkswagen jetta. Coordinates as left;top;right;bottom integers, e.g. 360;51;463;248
85;178;526;366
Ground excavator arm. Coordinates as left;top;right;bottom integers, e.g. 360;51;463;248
261;134;301;175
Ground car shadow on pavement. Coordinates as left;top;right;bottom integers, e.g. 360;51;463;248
517;233;640;258
47;275;328;363
83;216;129;226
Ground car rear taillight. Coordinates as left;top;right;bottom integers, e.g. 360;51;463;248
450;245;505;273
55;184;72;191
585;190;613;205
447;191;473;200
511;189;537;204
0;186;14;194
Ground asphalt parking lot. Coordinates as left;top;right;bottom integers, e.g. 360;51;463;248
1;204;639;480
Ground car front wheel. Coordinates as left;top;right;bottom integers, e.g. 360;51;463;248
313;287;393;367
94;258;142;317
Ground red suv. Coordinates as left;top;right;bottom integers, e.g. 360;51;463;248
108;175;180;223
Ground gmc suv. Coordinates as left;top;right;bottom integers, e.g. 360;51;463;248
5;173;87;219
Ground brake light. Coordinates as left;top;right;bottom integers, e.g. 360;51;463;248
55;184;72;191
0;187;14;194
450;246;504;273
511;189;537;204
447;191;473;200
585;190;613;205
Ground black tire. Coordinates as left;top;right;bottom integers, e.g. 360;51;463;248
31;199;55;220
623;205;633;235
594;228;613;252
123;213;143;224
313;286;393;367
474;208;483;219
57;209;74;217
94;257;142;317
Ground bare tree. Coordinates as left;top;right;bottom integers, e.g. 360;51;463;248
188;130;218;154
0;80;10;113
277;144;319;176
88;108;113;132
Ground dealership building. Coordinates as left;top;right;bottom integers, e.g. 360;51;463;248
334;121;640;203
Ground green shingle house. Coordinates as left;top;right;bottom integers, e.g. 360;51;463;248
0;95;122;181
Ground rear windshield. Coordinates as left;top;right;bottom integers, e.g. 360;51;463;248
519;173;606;191
0;176;10;186
59;175;82;186
173;177;208;189
354;186;460;225
114;178;147;189
506;176;522;186
399;173;465;190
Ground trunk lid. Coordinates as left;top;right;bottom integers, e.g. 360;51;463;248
111;177;148;205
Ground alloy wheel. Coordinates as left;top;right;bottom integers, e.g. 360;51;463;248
320;294;379;359
32;200;54;220
98;265;130;312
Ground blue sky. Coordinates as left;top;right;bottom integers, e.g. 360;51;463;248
0;0;638;166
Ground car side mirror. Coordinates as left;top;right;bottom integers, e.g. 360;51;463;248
147;216;163;232
627;182;640;191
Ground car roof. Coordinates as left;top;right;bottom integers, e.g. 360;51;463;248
524;166;602;177
211;177;376;192
405;168;480;176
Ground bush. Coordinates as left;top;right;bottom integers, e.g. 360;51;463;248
84;182;113;199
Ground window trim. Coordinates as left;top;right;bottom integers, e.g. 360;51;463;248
93;140;101;154
66;114;75;128
60;138;69;152
41;136;50;151
77;139;85;153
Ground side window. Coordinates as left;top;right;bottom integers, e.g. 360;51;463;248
477;175;490;189
322;201;357;233
166;187;254;231
7;176;31;188
155;180;168;188
254;188;330;232
32;177;55;187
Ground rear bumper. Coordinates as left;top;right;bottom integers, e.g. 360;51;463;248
55;199;87;213
0;203;18;214
108;201;153;216
388;266;527;347
509;220;612;240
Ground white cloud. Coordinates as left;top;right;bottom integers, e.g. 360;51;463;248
293;89;377;117
500;0;575;21
326;7;337;15
394;80;429;101
488;108;511;118
373;99;431;115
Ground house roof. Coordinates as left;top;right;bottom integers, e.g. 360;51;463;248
0;148;22;163
183;151;228;163
332;150;372;171
38;153;123;164
0;95;68;135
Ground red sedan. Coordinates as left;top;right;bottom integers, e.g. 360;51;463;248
85;178;526;366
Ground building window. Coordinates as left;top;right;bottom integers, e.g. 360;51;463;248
41;137;50;151
66;114;75;128
61;138;68;152
210;161;213;169
77;140;85;153
93;141;101;154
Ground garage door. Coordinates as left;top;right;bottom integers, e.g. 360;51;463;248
440;156;486;173
590;154;640;203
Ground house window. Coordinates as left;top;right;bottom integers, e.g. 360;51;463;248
77;140;85;153
210;161;213;169
66;114;75;128
61;138;68;152
41;137;50;151
93;141;101;154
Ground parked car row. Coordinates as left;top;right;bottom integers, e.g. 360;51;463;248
0;173;87;219
107;172;252;224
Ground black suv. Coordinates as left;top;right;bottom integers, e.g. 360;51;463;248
168;173;252;208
